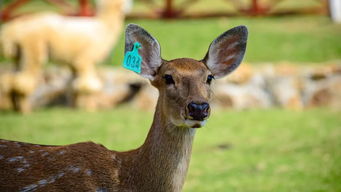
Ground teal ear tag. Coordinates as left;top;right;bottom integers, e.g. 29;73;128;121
123;42;142;73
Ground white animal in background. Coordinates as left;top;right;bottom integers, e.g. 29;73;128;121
0;0;125;112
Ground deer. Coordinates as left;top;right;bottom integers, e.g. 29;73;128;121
0;24;248;191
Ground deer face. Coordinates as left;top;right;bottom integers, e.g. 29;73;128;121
152;58;212;128
124;24;248;128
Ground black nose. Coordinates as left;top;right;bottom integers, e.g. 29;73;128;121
187;102;210;121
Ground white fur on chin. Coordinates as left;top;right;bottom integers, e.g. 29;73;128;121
171;117;207;128
184;120;207;128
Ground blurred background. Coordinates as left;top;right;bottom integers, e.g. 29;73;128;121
0;0;340;191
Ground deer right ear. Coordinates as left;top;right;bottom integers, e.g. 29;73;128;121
124;24;162;80
202;26;248;79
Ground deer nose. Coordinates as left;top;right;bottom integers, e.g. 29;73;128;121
187;102;210;121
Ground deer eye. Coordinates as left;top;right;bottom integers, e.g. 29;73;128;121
164;74;175;85
206;75;214;84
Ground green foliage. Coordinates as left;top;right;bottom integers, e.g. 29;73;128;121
1;12;340;64
0;107;340;191
109;16;341;66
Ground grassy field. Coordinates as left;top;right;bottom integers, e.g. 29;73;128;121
1;2;341;191
1;15;340;64
108;16;341;65
3;0;325;15
0;107;340;191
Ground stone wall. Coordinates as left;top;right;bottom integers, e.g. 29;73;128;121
0;61;340;111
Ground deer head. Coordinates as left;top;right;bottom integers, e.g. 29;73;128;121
125;24;248;129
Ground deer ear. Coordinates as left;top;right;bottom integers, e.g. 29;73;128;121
124;24;162;80
202;26;248;79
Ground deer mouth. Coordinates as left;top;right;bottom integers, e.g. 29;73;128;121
184;119;207;128
170;116;207;128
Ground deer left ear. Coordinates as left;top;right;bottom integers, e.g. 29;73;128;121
202;26;248;78
124;24;162;80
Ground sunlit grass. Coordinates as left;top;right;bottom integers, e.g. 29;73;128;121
1;14;340;64
0;107;340;191
0;2;340;191
108;16;341;65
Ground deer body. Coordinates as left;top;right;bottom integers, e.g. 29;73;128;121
0;100;194;191
0;24;248;191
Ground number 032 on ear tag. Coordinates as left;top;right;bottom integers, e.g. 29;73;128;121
123;42;142;73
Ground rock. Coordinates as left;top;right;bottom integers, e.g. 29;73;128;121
266;76;303;110
30;67;72;108
1;62;340;111
303;75;341;108
213;73;272;109
219;63;254;85
131;84;158;111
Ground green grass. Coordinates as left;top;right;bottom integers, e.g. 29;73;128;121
1;3;341;191
1;15;340;64
108;16;341;65
3;0;323;15
0;107;340;192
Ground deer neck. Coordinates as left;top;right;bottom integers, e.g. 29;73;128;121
121;97;196;192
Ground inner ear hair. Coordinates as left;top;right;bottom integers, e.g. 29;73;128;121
203;25;248;79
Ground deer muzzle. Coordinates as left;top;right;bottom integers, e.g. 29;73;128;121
187;102;210;121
